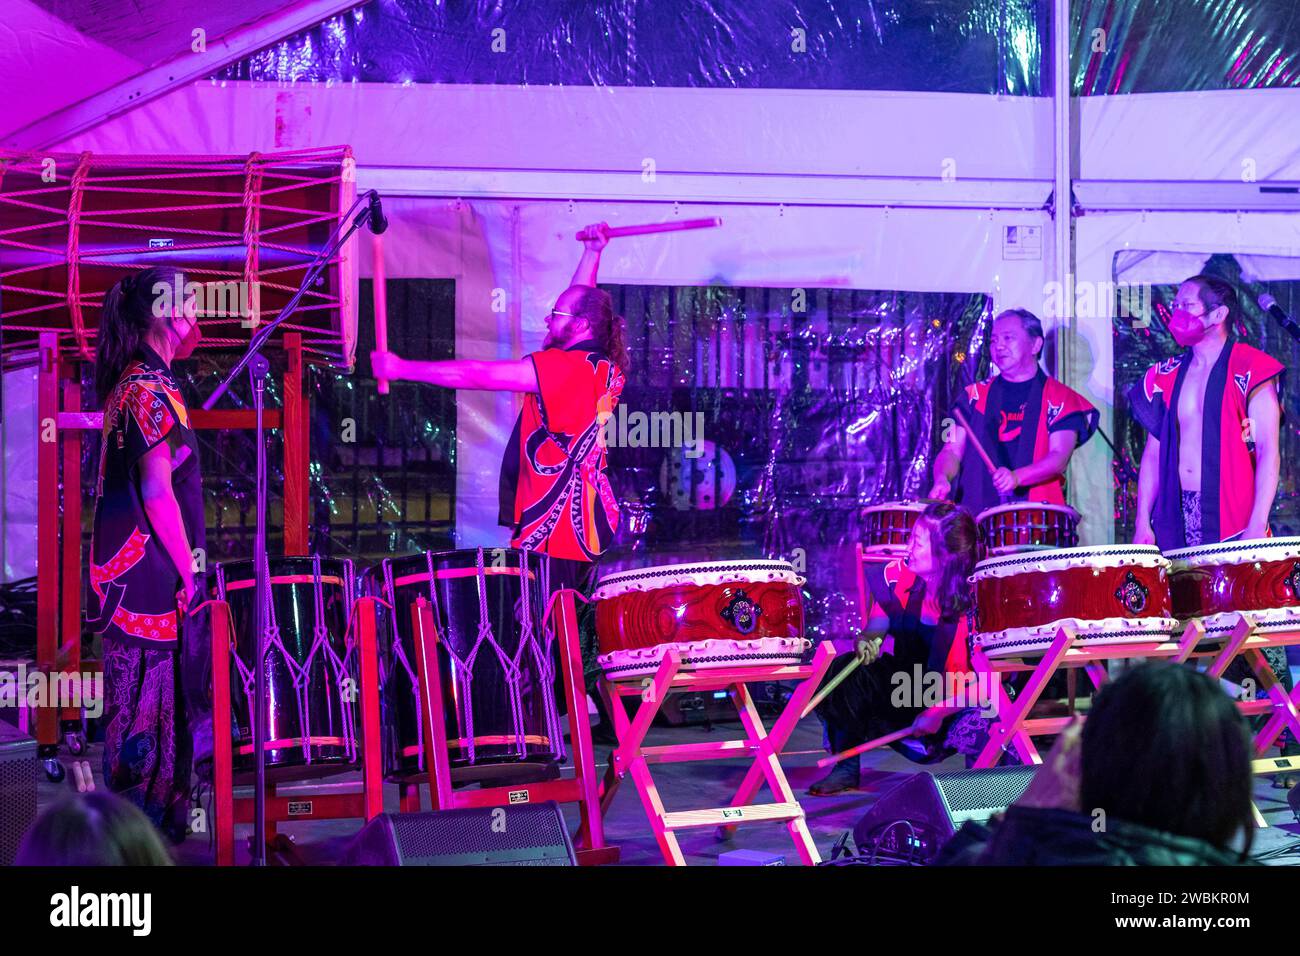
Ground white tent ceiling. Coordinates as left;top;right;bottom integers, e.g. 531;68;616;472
0;0;364;149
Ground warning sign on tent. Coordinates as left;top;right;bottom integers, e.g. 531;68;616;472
1002;225;1042;261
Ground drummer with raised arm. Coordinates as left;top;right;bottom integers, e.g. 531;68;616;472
929;308;1099;516
371;224;629;727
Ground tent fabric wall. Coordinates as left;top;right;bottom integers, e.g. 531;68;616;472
0;78;1063;560
8;69;1300;569
1081;90;1300;182
53;81;1054;183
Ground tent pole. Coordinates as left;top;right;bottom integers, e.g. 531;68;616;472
1052;0;1074;378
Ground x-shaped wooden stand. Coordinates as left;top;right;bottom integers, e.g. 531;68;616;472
599;642;836;866
971;622;1205;769
1200;614;1300;757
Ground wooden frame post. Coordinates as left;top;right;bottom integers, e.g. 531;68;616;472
408;590;616;864
599;645;836;867
35;332;61;752
282;331;308;555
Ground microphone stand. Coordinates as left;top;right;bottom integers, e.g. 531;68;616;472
204;190;377;866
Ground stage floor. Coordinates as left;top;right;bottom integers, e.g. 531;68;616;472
33;715;1300;866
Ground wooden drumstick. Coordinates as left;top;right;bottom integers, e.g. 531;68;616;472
815;691;973;768
951;404;996;476
574;217;722;241
816;727;913;768
800;655;862;719
372;230;390;395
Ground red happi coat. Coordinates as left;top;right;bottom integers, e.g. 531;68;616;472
1127;340;1285;549
865;559;971;679
499;339;624;562
954;369;1099;517
90;347;205;645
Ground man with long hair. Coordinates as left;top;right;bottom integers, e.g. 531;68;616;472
90;267;204;840
371;224;628;707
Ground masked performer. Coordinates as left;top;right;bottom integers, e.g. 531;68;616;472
371;224;626;715
1129;275;1294;779
1130;276;1283;549
930;309;1098;515
91;267;204;839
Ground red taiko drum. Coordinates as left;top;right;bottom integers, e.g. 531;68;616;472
976;502;1080;557
593;559;809;679
971;545;1180;659
862;501;927;557
1165;537;1300;640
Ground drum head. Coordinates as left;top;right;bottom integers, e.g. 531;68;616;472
862;500;928;515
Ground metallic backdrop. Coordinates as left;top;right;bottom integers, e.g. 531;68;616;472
218;0;1048;95
217;0;1300;96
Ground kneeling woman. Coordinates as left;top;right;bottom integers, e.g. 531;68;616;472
90;267;204;839
809;501;990;795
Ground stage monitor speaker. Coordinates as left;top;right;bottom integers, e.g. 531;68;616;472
339;801;576;866
852;766;1036;864
0;721;39;865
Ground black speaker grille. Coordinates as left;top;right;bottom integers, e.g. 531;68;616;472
0;725;39;866
937;766;1037;821
350;802;575;866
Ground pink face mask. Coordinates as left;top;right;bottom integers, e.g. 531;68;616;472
1168;308;1209;347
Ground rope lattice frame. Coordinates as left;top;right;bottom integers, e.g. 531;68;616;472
0;145;357;370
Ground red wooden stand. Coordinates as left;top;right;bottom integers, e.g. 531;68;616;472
598;642;836;866
970;622;1205;768
210;594;384;865
407;591;617;865
1200;615;1300;757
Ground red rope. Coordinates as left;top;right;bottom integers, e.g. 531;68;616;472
65;152;93;360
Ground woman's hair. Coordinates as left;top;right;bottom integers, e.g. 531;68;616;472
1081;662;1254;856
94;266;187;405
994;308;1044;342
1185;274;1247;337
918;501;978;621
16;791;174;866
566;285;630;374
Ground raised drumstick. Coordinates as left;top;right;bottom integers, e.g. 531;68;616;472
372;230;389;395
574;217;721;241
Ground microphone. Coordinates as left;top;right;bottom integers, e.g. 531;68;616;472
1258;292;1300;342
365;190;388;235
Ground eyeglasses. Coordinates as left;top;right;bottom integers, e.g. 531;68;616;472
549;309;578;319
